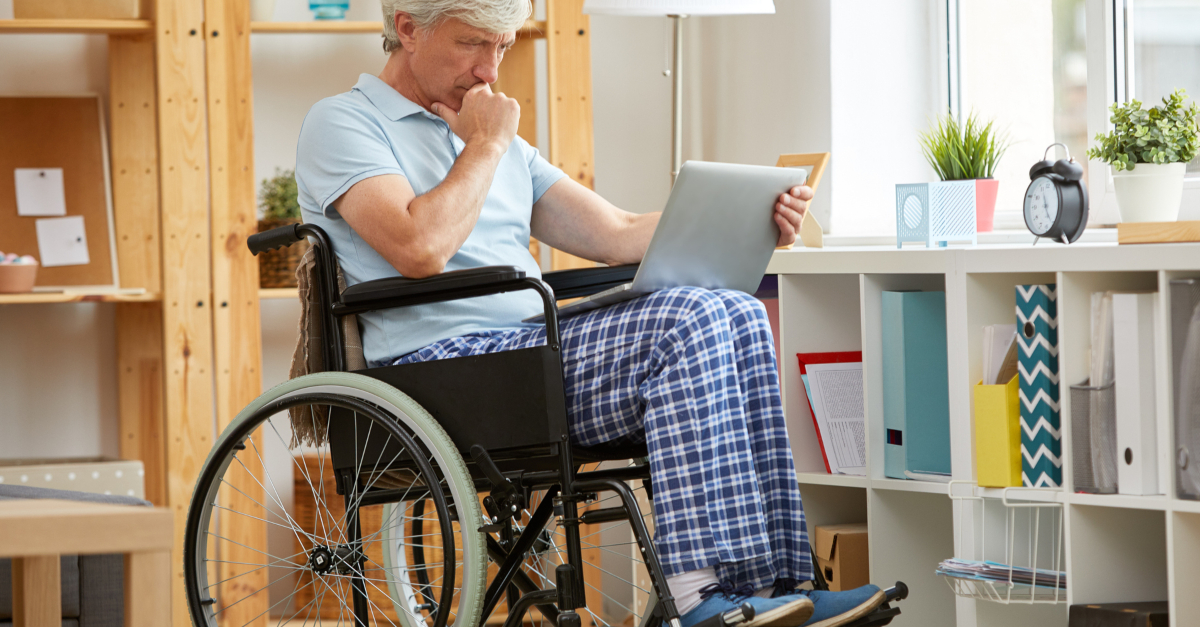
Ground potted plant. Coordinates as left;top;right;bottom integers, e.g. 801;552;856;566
918;112;1009;232
1087;89;1199;223
257;168;307;288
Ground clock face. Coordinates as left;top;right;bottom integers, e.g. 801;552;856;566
1024;177;1060;235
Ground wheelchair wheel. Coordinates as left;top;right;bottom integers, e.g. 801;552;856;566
184;372;486;627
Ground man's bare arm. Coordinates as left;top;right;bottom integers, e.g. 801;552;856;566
530;177;660;267
332;83;519;278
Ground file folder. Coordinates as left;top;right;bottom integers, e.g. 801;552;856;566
974;375;1022;487
882;290;951;479
1017;284;1063;488
1112;292;1161;495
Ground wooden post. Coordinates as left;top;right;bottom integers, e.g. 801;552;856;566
546;0;597;271
109;33;168;506
155;0;217;623
12;555;61;627
204;0;267;625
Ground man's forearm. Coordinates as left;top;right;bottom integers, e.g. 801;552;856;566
402;141;506;275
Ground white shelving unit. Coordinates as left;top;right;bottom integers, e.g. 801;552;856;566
767;239;1200;627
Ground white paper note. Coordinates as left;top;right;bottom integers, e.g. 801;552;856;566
35;216;90;267
14;168;67;216
806;361;867;475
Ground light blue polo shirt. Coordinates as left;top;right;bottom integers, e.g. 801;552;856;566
295;74;568;366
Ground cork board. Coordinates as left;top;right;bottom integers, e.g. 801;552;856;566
0;95;117;288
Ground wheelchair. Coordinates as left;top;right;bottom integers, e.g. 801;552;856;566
183;223;908;627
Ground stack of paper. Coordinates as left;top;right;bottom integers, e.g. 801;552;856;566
805;361;867;476
982;324;1018;385
936;558;1067;589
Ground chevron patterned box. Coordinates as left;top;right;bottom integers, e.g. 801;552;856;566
1016;284;1063;488
895;181;978;248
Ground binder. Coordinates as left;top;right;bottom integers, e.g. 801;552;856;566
974;375;1022;487
882;291;951;479
1172;279;1200;498
1112;292;1161;495
1016;284;1063;488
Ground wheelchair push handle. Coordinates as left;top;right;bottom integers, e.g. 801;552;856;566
248;223;304;255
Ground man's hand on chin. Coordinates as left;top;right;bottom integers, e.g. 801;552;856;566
431;83;520;155
774;185;813;247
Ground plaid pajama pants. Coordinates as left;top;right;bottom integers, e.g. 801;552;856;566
393;286;813;589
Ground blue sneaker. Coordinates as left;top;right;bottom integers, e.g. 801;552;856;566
776;585;885;627
679;590;814;627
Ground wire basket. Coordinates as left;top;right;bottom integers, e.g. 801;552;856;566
1070;380;1118;493
939;481;1066;604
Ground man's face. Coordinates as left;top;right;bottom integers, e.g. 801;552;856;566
407;17;516;111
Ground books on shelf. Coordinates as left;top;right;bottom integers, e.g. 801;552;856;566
983;324;1018;386
1112;292;1162;495
881;290;951;480
797;352;866;476
1017;284;1063;488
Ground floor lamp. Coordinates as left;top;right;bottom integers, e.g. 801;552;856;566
582;0;775;183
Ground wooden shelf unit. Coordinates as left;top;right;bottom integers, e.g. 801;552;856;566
0;291;159;305
0;19;154;34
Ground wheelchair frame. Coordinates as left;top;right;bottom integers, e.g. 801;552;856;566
248;223;681;627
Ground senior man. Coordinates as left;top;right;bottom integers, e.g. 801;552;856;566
295;1;885;626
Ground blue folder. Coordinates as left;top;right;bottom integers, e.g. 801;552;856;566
882;291;951;479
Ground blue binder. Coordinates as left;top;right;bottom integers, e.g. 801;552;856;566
882;291;952;479
1016;284;1062;487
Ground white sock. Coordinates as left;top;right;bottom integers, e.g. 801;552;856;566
667;566;719;615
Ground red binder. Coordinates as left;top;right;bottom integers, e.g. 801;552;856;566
797;351;863;473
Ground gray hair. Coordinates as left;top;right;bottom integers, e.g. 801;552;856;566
381;0;533;53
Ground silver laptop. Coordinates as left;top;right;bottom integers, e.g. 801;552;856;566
528;160;809;322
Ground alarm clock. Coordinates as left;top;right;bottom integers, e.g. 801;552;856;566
1024;142;1088;245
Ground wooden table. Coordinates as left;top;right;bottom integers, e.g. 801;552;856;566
0;499;173;627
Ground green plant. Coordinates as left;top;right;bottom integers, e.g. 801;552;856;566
919;112;1009;181
1087;89;1199;171
259;168;300;220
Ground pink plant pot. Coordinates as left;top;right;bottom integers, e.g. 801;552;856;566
975;178;999;232
0;264;38;293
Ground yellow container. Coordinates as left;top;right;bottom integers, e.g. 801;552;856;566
974;375;1022;487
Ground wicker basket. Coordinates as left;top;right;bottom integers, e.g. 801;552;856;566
257;218;308;288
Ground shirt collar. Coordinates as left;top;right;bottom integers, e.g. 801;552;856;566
352;73;429;121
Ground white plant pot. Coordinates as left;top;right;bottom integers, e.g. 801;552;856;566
1112;162;1187;223
250;0;276;22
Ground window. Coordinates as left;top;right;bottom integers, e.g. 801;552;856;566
1126;0;1200;175
950;0;1090;230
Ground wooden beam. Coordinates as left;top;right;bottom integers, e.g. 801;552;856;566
249;18;547;36
493;35;538;147
546;0;597;271
0;18;153;34
204;0;268;624
109;33;162;292
155;0;216;623
12;555;61;627
116;302;167;506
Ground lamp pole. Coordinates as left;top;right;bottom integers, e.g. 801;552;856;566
670;14;686;184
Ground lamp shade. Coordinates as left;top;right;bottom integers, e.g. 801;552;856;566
582;0;774;16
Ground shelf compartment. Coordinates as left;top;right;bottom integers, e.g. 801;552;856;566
793;483;867;532
250;19;547;38
1068;505;1167;606
1171;511;1200;623
0;291;159;304
871;477;950;494
0;19;153;34
869;489;956;627
777;274;863;474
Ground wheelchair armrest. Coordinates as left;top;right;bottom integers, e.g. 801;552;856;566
541;264;639;299
339;265;527;312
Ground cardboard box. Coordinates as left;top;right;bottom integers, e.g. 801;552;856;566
14;0;153;20
1068;601;1168;627
813;523;869;592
